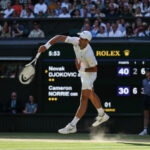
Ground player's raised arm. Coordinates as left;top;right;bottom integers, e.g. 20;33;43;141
38;35;67;53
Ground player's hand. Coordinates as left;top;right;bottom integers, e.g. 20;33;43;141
38;45;47;53
75;58;81;70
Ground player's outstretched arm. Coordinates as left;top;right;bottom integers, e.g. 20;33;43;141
38;35;67;53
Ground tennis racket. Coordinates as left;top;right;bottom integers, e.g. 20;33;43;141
19;52;41;85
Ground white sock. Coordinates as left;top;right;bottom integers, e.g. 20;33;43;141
144;128;147;132
70;116;80;126
97;108;104;116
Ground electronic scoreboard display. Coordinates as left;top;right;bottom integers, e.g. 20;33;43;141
38;42;150;115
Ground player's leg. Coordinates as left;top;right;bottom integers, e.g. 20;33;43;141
139;110;149;135
75;89;91;118
89;88;104;116
139;95;149;135
87;70;109;126
144;110;149;130
89;89;109;127
58;89;91;134
89;88;101;109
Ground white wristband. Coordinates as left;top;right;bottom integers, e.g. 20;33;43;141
44;42;51;49
79;67;85;72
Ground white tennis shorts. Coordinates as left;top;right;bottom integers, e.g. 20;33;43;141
79;72;97;90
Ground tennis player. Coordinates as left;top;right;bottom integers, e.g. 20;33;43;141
38;31;109;134
139;68;150;136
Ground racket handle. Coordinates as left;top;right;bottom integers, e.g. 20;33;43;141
36;52;41;59
25;60;34;66
25;53;41;67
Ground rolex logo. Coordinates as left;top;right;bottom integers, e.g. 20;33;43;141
124;50;130;56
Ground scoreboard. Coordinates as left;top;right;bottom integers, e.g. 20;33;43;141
38;42;150;115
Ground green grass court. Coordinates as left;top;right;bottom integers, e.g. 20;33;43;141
0;133;150;150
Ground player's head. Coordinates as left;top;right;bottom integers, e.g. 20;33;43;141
77;31;92;48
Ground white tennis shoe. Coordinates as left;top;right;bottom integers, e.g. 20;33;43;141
92;113;109;127
58;123;77;134
139;130;148;136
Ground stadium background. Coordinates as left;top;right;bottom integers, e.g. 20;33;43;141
0;0;150;134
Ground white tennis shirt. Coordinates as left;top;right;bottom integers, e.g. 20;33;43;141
65;36;98;89
65;36;97;69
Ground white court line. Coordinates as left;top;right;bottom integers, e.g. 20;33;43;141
0;139;119;143
0;139;150;144
0;147;150;150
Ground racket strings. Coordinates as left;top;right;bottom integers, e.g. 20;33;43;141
23;66;35;79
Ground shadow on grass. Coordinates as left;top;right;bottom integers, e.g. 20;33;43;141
0;133;91;140
119;142;150;146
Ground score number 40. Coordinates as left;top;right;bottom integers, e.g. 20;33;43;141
117;67;130;76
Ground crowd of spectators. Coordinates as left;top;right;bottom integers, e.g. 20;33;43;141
81;17;150;37
0;91;38;114
1;0;150;18
0;0;150;38
0;20;45;38
0;0;150;18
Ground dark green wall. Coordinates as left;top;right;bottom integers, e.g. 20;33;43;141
0;39;150;133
